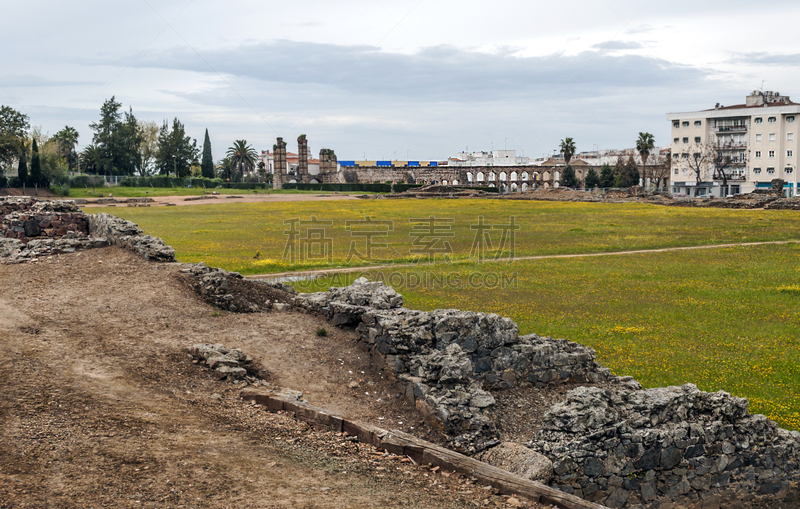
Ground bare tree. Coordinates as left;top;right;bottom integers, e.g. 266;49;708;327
680;144;710;187
710;140;747;197
650;150;671;191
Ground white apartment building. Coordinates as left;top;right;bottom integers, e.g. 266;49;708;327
667;90;800;197
448;150;531;166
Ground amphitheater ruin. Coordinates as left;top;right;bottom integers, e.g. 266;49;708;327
2;196;799;509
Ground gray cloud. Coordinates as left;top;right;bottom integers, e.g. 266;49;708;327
729;52;800;66
592;40;643;50
113;40;710;103
2;75;103;87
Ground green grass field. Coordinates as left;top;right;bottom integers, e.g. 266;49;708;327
291;245;800;429
93;199;800;429
94;199;800;275
62;186;367;198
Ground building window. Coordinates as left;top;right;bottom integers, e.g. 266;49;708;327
755;151;762;158
787;167;794;174
770;133;776;142
767;167;775;174
683;137;689;144
788;116;796;123
755;117;763;124
768;117;777;124
694;137;701;143
788;150;794;158
756;134;762;142
682;121;690;127
674;168;678;174
769;150;775;158
754;167;762;174
681;153;689;159
673;121;680;128
788;133;794;142
695;120;702;126
673;138;679;144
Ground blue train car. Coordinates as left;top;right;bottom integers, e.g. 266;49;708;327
338;160;356;167
376;160;392;167
408;161;420;167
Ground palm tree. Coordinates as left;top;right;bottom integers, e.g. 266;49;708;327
226;140;258;178
636;132;655;189
559;138;576;166
54;126;79;172
81;144;101;174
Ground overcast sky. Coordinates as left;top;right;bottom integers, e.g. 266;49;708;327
3;0;800;161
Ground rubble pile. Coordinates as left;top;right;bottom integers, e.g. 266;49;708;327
180;263;295;313
529;383;800;508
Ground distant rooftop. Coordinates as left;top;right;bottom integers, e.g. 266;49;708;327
705;90;798;111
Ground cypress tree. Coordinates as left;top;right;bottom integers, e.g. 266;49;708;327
585;168;600;189
30;138;42;186
599;163;616;188
201;129;214;179
17;149;28;186
561;164;579;188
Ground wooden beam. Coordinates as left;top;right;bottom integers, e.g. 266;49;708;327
240;387;607;509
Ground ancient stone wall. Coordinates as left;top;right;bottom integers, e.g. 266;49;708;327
319;149;342;184
87;213;175;261
292;278;800;508
530;384;800;508
293;278;612;454
0;198;178;264
2;197;88;243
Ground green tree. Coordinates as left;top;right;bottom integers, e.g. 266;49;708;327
81;144;102;174
0;105;30;170
560;164;578;188
17;149;28;185
53;126;79;171
30;138;43;186
201;129;214;178
216;157;232;180
226;140;257;178
136;120;159;176
155;118;198;177
90;97;140;175
599;163;615;188
618;155;641;188
585;168;600;189
559;137;576;166
636;132;655;187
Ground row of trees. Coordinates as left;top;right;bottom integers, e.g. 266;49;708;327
1;98;265;186
557;133;669;190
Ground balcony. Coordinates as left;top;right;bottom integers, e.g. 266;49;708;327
717;143;747;150
714;125;747;133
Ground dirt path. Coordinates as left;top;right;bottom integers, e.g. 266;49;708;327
79;193;360;208
0;248;541;508
246;239;800;280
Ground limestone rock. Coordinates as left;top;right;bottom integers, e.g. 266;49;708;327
477;442;553;483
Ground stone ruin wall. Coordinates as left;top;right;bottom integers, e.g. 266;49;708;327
2;197;89;243
0;197;175;264
292;279;800;509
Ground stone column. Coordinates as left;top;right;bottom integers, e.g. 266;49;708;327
273;137;287;190
297;135;309;183
319;148;337;183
